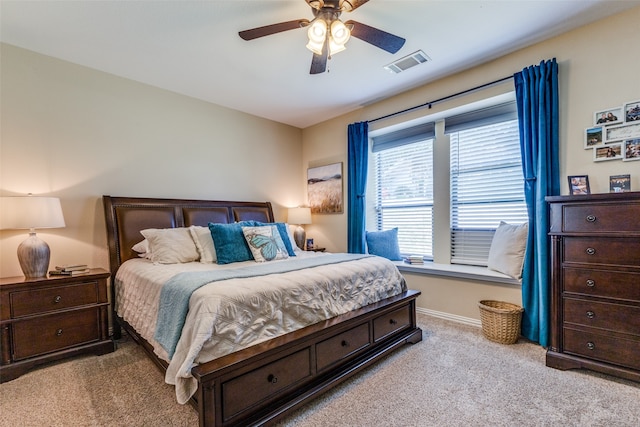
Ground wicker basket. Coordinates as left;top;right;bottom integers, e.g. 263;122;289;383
478;300;524;344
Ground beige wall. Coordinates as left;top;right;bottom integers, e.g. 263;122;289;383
0;44;303;278
302;7;640;320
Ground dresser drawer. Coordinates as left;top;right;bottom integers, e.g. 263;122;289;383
562;203;640;233
316;323;370;371
563;327;640;370
12;308;101;360
10;281;99;318
564;298;640;336
373;305;411;342
222;348;312;421
563;267;640;302
563;237;640;266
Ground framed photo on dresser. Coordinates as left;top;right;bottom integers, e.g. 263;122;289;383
568;175;590;195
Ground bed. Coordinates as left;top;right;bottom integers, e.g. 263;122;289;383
103;195;422;427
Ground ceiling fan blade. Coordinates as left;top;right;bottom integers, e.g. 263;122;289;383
239;19;309;41
341;0;370;12
310;40;329;74
345;20;405;54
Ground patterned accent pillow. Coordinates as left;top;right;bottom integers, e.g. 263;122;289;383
242;225;290;262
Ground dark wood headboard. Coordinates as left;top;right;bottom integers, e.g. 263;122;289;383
102;195;274;279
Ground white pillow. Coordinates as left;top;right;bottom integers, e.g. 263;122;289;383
487;221;528;280
140;227;199;264
189;225;217;263
242;225;289;262
132;239;151;259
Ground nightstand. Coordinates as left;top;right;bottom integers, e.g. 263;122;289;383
0;268;114;383
307;247;326;252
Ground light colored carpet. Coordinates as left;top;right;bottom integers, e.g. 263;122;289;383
1;314;638;426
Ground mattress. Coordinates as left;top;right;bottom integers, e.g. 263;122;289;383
114;252;407;403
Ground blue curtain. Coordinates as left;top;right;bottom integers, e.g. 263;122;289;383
514;59;560;347
347;121;369;253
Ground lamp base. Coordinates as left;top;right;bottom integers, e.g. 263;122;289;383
17;232;50;278
294;226;306;251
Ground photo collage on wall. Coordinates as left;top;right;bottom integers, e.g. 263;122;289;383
584;100;640;162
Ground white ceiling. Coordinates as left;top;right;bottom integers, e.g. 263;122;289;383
1;1;638;128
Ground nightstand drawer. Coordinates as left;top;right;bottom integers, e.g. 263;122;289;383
373;305;411;342
12;308;101;360
10;281;99;318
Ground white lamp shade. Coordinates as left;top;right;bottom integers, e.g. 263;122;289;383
288;207;312;225
0;197;66;230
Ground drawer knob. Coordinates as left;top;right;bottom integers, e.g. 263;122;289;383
54;295;62;303
585;247;596;255
586;311;595;319
341;340;349;347
586;342;595;350
585;279;595;287
389;319;398;325
56;328;63;336
585;215;597;223
267;374;278;384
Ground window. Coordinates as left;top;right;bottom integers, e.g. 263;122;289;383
449;117;527;265
374;139;434;258
369;99;527;266
371;122;434;259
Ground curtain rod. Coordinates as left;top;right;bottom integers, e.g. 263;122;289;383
368;75;514;124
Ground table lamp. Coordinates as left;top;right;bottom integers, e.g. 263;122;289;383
288;207;311;250
0;195;66;278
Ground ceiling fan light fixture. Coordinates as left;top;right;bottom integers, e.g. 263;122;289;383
307;19;327;43
330;19;350;45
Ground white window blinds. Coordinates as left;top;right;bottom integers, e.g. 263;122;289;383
373;137;434;258
448;103;527;266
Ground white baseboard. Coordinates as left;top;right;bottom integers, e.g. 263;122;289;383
416;307;482;328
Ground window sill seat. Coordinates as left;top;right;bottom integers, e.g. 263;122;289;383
394;261;521;286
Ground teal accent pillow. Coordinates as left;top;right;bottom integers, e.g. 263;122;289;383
365;228;402;260
254;222;297;257
208;221;257;264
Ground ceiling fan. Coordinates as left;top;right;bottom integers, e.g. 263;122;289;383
238;0;406;74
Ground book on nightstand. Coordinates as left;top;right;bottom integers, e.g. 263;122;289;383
50;264;90;275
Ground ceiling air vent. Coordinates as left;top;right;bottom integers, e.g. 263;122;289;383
384;50;431;74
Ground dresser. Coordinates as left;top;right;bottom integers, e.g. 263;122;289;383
546;192;640;382
0;268;114;382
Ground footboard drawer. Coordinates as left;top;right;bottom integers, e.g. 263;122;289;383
221;348;312;421
316;322;370;371
373;305;411;342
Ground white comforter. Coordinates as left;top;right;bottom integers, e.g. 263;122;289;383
115;252;406;404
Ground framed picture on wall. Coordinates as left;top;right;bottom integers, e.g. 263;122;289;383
623;138;640;161
307;162;343;214
594;107;623;126
594;143;623;161
624;101;640;122
584;126;603;149
568;175;590;195
604;122;640;142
